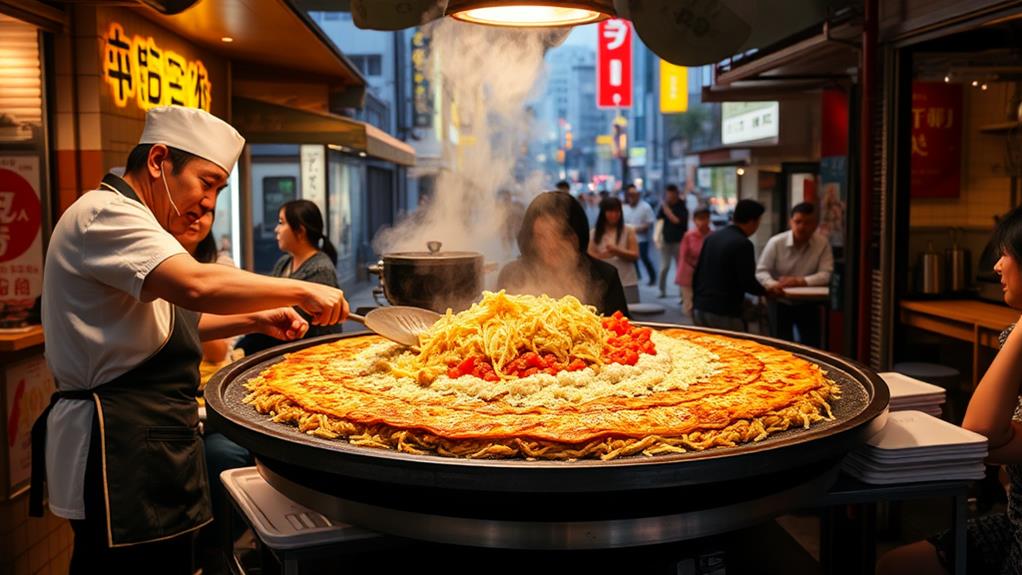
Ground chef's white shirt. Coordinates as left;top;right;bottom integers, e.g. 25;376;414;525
41;184;186;519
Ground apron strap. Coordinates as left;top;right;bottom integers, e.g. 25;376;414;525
29;389;95;517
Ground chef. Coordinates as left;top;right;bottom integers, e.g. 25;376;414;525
30;106;349;573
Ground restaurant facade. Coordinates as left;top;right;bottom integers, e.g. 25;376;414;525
0;1;413;572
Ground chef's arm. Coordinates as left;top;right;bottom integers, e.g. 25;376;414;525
143;254;347;324
198;313;259;340
963;321;1022;464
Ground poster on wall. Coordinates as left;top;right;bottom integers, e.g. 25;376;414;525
0;156;42;328
300;145;327;220
911;82;962;198
820;156;847;248
5;355;54;497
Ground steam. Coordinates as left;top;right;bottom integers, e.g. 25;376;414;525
373;19;558;264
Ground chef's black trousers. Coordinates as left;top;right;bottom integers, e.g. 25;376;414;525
69;414;194;575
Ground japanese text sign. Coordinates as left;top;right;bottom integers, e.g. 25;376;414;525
104;22;212;113
597;19;632;109
910;82;962;199
0;157;42;327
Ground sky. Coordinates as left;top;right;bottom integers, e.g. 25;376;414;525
562;23;597;48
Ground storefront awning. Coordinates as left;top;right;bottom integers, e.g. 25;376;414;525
232;97;415;167
704;20;861;103
138;0;365;106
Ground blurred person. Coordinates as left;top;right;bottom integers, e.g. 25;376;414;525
555;180;571;194
656;184;689;298
692;199;782;330
755;202;833;346
676;208;712;318
498;189;526;255
237;199;343;355
588;196;640;304
498;191;628;316
877;206;1022;575
622;184;657;285
581;190;601;228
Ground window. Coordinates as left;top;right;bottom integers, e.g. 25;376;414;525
349;54;383;77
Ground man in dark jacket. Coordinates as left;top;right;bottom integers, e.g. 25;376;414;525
692;199;781;330
498;191;629;317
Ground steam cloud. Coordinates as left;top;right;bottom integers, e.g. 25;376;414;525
373;19;563;268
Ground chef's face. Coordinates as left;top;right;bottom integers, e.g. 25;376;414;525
275;208;302;253
153;146;228;236
995;251;1022;309
175;211;213;256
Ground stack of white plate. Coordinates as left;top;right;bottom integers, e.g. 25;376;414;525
843;410;988;484
879;371;946;417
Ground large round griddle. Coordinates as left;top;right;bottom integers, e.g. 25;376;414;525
205;324;888;548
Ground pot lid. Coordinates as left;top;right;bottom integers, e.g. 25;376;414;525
384;241;482;262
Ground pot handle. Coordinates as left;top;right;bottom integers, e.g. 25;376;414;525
368;261;383;276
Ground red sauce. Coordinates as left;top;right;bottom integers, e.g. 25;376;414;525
446;312;656;380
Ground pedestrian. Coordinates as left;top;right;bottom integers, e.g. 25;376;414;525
692;199;782;330
755;202;834;346
589;196;640;304
676;208;712;318
656;184;688;298
622;183;657;285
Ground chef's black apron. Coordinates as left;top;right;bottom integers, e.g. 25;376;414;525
29;174;211;564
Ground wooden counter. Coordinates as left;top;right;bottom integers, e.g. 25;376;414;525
0;325;44;353
899;299;1018;386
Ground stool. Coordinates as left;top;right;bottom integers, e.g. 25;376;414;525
220;467;391;575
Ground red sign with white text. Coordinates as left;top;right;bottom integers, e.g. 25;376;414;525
910;82;962;198
597;19;632;109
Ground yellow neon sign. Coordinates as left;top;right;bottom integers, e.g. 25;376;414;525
103;22;212;112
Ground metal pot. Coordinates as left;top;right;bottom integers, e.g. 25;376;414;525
369;241;483;313
945;228;971;293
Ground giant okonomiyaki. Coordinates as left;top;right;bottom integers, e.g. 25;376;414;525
244;291;841;460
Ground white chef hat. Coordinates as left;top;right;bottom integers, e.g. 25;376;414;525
138;106;245;174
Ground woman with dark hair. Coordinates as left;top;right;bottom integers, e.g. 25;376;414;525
497;191;628;316
588;196;639;304
878;207;1022;575
238;200;342;354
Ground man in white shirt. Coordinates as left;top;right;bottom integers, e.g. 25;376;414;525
33;106;349;573
755;202;834;347
622;184;657;286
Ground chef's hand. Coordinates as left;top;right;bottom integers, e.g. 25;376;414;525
766;284;786;297
255;307;309;340
298;284;350;325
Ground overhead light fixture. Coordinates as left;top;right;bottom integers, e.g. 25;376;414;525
736;167;746;176
972;80;979;87
221;36;234;43
448;1;612;28
982;83;989;91
943;75;950;83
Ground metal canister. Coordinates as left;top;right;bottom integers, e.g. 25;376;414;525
945;228;971;293
916;241;943;295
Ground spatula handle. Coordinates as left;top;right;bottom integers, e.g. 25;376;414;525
347;313;366;325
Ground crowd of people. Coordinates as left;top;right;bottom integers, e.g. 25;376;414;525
554;180;834;347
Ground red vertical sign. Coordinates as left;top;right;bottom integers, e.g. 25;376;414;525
910;82;962;198
597;19;632;109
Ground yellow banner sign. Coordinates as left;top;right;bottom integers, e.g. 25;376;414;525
104;22;212;112
660;60;688;114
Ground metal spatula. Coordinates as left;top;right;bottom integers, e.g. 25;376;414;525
347;306;442;348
